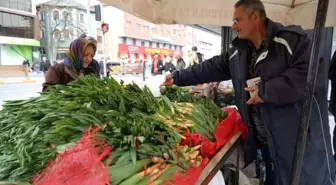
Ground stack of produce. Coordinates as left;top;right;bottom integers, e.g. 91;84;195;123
0;76;227;185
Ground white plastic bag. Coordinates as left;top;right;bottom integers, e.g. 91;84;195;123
208;171;226;185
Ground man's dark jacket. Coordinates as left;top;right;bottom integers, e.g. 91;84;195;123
172;19;335;185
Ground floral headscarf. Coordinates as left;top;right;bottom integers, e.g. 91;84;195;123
63;38;97;72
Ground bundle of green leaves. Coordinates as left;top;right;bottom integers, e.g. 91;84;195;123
0;76;226;184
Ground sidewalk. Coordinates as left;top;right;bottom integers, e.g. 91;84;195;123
0;72;45;85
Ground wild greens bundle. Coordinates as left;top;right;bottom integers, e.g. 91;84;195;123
0;76;226;184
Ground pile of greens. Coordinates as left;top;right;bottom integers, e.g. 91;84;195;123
0;76;226;184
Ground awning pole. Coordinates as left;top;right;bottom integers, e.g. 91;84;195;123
289;0;329;185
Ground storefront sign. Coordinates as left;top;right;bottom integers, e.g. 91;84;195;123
128;45;139;53
145;48;169;55
0;36;40;47
118;44;182;57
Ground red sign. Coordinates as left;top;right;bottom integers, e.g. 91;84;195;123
118;44;183;57
128;45;138;53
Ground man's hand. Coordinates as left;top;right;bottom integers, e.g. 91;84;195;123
245;86;264;104
160;73;174;86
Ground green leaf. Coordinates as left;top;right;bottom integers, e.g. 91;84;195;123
31;126;40;137
119;99;126;114
130;147;137;164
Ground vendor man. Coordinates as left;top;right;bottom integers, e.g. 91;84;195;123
161;0;335;184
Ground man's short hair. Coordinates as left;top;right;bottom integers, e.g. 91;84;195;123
192;46;197;51
234;0;267;20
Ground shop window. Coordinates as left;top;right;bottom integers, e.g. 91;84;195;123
121;37;126;44
126;21;131;28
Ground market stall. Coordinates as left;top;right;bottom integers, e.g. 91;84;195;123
0;76;247;185
98;0;335;184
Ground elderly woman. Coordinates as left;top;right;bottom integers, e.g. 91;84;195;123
42;38;97;91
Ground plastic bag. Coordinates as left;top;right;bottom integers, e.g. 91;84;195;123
32;126;112;185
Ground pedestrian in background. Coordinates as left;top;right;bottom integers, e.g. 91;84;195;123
40;57;51;76
174;52;185;70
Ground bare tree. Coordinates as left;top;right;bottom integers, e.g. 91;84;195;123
37;1;87;61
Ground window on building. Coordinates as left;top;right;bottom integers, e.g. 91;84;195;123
63;29;70;39
10;14;19;27
151;42;157;48
132;38;136;45
143;25;149;32
126;21;131;28
62;11;69;20
0;0;31;12
141;41;145;46
162;29;164;35
39;11;45;21
53;11;59;21
122;37;126;44
136;23;140;30
80;13;84;23
54;29;61;39
0;12;34;39
152;28;156;33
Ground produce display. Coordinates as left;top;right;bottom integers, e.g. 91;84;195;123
0;76;228;185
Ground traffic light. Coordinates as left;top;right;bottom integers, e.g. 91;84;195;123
101;23;109;34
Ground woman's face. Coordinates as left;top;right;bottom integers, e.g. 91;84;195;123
82;45;94;68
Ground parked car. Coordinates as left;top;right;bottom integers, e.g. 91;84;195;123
106;61;122;77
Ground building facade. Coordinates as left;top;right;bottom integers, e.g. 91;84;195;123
103;6;186;63
185;27;221;64
0;0;40;65
36;0;97;62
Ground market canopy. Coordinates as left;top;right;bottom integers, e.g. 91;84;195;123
99;0;336;29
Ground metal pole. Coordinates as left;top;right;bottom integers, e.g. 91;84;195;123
102;32;107;77
86;0;91;34
289;0;329;184
100;4;107;78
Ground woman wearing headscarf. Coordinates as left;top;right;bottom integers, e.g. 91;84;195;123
42;38;97;92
